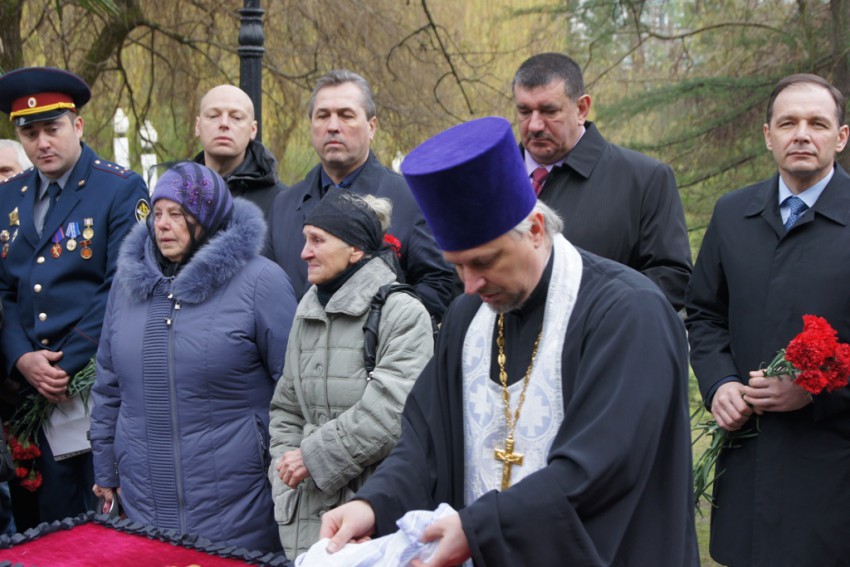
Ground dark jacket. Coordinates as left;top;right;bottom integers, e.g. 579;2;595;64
265;152;455;321
91;199;297;554
0;143;148;377
194;139;285;222
686;165;850;566
530;122;692;310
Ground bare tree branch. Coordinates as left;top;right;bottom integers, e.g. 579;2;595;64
418;0;475;115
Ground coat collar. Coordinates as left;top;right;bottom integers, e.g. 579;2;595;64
296;151;385;215
744;164;850;236
560;121;607;179
116;198;267;304
520;122;606;180
298;256;398;320
193;139;280;193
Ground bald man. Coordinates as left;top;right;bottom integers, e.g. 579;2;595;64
193;85;286;219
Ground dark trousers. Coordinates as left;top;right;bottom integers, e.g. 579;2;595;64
36;430;95;523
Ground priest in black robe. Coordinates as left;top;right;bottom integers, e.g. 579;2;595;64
319;117;699;566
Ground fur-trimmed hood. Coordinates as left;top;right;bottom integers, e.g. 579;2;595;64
116;198;267;304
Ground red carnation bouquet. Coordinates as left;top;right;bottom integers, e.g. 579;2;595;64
4;358;97;494
762;315;850;393
693;315;850;512
4;423;42;492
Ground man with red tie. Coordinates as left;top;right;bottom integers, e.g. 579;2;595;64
512;52;692;311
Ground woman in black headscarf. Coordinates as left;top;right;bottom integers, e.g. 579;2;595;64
269;190;434;558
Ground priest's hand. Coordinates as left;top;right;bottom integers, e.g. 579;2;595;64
320;499;376;553
276;449;310;488
412;511;471;567
16;350;69;403
742;370;812;414
710;380;753;431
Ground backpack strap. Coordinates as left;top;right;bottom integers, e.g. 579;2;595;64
362;283;429;379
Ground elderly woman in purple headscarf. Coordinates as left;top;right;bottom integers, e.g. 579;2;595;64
89;161;296;553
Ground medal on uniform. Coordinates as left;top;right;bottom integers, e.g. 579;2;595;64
65;221;79;251
3;229;12;259
51;227;64;259
79;239;92;260
82;217;94;240
9;208;19;227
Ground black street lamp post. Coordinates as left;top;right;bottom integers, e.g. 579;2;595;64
238;0;265;141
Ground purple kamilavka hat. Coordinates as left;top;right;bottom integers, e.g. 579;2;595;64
401;116;535;252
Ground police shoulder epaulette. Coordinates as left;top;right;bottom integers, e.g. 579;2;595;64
0;168;31;185
92;159;133;178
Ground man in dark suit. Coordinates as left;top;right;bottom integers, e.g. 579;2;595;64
265;70;454;321
686;73;850;566
512;52;692;310
0;67;149;522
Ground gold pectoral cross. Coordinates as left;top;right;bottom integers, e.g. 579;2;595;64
494;436;523;490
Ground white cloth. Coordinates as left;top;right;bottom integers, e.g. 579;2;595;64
462;234;580;501
294;503;457;567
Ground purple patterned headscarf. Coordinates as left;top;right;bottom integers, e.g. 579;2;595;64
151;161;233;236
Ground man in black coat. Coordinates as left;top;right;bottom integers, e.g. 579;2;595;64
512;53;692;310
265;70;454;321
686;73;850;566
194;85;285;221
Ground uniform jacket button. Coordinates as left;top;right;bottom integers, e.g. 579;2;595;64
37;256;45;264
33;284;42;293
38;312;47;321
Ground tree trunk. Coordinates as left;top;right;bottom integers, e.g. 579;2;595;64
77;0;144;87
831;0;850;170
0;0;24;139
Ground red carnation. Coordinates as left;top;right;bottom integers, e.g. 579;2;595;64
785;315;838;370
383;234;402;258
11;436;40;460
794;369;829;395
20;470;42;492
764;315;850;395
15;467;28;479
829;343;850;388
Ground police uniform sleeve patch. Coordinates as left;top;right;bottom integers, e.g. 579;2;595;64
135;199;150;223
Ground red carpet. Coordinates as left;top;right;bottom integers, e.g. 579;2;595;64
0;522;268;566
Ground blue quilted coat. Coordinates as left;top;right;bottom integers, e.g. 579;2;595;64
90;199;296;553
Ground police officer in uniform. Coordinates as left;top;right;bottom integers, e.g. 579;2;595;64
0;67;149;522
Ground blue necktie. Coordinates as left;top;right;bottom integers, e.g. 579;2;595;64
45;182;61;222
784;195;808;231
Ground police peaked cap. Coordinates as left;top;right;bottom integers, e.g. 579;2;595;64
0;67;91;127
